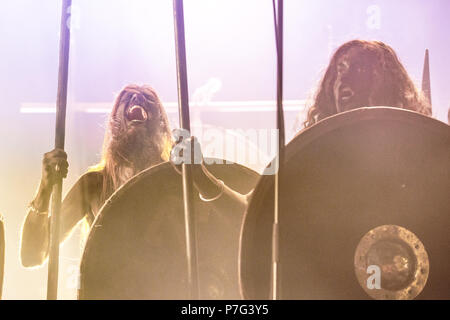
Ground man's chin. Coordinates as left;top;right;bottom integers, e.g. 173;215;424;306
126;124;146;134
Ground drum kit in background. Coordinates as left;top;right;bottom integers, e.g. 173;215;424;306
78;107;450;300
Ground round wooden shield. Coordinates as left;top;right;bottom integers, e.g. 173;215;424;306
240;107;450;299
78;160;258;299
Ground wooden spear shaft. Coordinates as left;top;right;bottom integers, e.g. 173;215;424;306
271;0;285;301
47;0;72;300
421;49;432;110
172;0;200;299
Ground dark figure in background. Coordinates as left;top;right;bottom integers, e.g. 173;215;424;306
20;84;173;267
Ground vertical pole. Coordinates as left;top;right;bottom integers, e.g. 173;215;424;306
271;0;285;301
172;0;199;299
421;49;432;111
47;0;72;300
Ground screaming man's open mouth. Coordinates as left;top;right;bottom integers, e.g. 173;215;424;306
126;105;148;123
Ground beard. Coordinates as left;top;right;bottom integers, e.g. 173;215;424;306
104;122;167;191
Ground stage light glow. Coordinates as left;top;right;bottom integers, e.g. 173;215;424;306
20;100;307;114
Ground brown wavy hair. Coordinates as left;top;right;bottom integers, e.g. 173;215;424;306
303;40;431;128
90;84;172;202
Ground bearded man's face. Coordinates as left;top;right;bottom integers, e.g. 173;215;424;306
108;91;166;169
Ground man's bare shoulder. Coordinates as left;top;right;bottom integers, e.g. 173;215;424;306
62;170;105;218
67;170;104;200
74;170;103;187
79;170;104;182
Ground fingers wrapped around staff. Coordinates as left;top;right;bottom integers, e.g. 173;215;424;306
170;129;203;174
42;148;69;181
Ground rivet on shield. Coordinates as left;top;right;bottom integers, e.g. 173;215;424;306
354;225;429;300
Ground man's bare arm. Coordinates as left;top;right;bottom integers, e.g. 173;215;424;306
20;150;99;267
191;163;250;216
170;133;251;218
